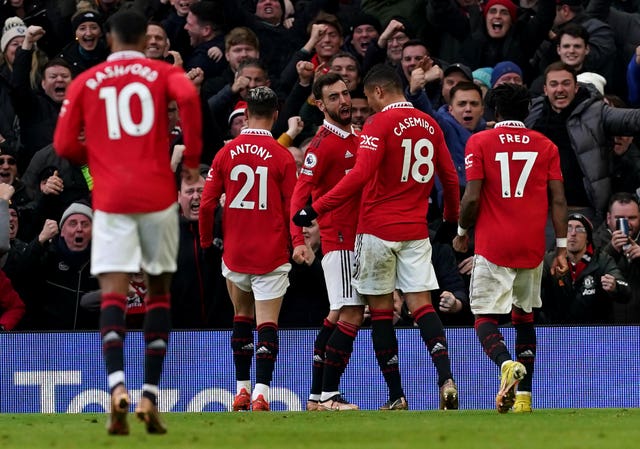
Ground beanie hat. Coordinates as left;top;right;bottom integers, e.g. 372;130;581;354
1;17;27;53
60;202;93;229
483;0;518;23
490;60;523;87
71;9;103;33
350;13;382;35
568;213;593;245
228;100;247;125
473;67;493;88
577;72;606;96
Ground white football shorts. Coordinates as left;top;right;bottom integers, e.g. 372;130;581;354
91;204;179;276
321;250;366;310
469;254;543;314
352;233;439;295
222;261;291;301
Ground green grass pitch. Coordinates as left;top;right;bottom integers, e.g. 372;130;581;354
0;409;638;449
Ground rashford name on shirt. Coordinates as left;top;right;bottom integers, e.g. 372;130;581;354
85;63;159;90
230;144;273;161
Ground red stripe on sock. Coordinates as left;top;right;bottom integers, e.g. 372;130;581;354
511;310;534;324
257;321;278;331
234;315;254;324
323;318;337;329
474;316;498;330
369;308;394;321
337;320;359;338
101;292;126;310
412;304;435;321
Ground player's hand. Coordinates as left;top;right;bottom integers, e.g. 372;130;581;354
292;206;318;227
452;234;469;253
0;183;14;202
292;244;315;265
181;165;200;184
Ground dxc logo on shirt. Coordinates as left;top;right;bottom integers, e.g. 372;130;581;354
360;135;379;150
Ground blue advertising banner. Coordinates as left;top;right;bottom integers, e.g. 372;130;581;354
1;326;638;413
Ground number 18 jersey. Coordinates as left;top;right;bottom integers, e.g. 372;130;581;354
199;129;298;274
313;102;459;241
465;121;563;268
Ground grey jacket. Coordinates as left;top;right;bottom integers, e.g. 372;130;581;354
525;84;640;217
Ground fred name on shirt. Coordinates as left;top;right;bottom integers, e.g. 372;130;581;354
498;133;530;144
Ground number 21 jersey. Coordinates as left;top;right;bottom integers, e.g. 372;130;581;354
200;129;298;274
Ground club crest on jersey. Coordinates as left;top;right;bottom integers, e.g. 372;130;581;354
360;134;379;150
304;152;318;168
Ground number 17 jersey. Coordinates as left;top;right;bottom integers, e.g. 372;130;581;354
199;129;298;274
465;121;563;268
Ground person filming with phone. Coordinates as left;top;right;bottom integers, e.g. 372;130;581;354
591;192;640;323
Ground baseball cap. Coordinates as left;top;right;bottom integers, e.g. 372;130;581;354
443;63;473;82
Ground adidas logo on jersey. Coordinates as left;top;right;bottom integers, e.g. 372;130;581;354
344;150;354;158
518;350;535;358
313;354;323;363
241;343;254;351
256;346;271;355
387;355;399;366
430;342;447;354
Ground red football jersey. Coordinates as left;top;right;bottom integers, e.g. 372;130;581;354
312;102;459;241
290;121;360;253
54;51;202;213
465;121;563;268
199;129;297;274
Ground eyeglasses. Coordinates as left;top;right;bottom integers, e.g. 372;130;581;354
0;156;16;165
568;225;587;233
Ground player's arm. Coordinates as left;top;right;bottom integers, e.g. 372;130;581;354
198;162;223;249
168;69;202;169
53;81;86;164
290;174;315;248
311;133;383;215
452;179;481;253
548;178;568;277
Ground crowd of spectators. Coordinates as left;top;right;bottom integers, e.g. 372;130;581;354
1;0;640;331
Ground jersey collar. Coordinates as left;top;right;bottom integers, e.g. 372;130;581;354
107;50;146;61
381;101;413;112
323;120;355;139
494;120;526;129
241;128;273;137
